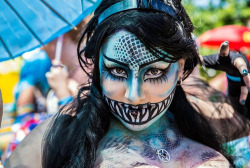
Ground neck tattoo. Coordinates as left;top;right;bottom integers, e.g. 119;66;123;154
137;136;171;163
130;134;170;163
127;128;171;163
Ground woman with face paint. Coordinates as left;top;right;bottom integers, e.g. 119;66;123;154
5;0;236;167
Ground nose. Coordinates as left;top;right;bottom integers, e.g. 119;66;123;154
125;77;145;104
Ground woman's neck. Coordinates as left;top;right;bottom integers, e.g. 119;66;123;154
109;113;174;140
105;112;182;154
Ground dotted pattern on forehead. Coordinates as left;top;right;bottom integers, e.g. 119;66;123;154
113;33;157;73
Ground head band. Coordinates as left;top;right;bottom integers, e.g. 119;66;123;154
98;0;180;24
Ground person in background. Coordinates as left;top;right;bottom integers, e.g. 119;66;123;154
197;43;250;167
201;41;250;119
1;17;91;164
0;57;23;164
44;17;91;114
14;49;52;117
0;49;52;163
14;17;91;116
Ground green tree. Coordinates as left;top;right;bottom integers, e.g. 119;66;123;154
183;0;250;36
183;0;250;81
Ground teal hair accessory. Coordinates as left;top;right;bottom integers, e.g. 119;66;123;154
98;0;180;24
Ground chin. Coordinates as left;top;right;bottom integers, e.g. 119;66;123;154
113;110;166;131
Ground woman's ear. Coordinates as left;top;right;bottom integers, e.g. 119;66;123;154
178;58;185;79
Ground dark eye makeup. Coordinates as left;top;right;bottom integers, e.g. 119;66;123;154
103;63;127;81
102;62;171;83
144;65;171;83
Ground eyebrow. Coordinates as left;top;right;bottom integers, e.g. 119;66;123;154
103;53;129;68
139;57;166;70
103;52;169;70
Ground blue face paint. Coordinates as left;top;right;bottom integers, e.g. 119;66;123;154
99;30;180;131
157;63;179;98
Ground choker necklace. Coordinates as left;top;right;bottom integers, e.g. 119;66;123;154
129;134;170;163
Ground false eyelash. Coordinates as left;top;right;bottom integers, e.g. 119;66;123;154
146;75;168;84
144;65;171;84
103;63;127;81
105;72;126;81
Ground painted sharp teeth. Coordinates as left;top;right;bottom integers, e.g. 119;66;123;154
124;112;129;121
126;110;132;121
142;110;149;122
111;101;115;108
111;105;115;112
164;98;168;106
136;111;140;123
166;97;171;106
130;112;135;123
104;90;176;125
151;104;156;108
116;105;121;116
142;109;146;116
125;108;129;115
132;105;138;109
167;101;170;107
151;108;158;118
124;104;129;107
158;102;163;111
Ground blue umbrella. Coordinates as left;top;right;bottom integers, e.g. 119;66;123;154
0;0;101;62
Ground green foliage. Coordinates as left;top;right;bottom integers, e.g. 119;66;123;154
183;0;250;36
182;0;250;81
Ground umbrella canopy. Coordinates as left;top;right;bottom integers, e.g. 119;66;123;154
198;25;250;51
0;0;101;62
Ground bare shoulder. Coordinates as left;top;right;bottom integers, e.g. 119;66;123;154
195;156;230;168
174;137;230;168
5;117;52;168
192;146;230;168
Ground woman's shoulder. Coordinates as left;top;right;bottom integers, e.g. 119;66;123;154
174;137;230;168
5;117;52;168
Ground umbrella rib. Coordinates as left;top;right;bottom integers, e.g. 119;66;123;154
81;0;84;13
40;0;76;29
81;0;95;13
88;0;95;3
0;36;14;59
4;0;44;46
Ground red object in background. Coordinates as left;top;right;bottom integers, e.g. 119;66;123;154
198;25;250;51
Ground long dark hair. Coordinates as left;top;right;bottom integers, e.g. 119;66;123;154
42;0;234;167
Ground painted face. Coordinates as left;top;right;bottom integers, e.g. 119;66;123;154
99;30;180;131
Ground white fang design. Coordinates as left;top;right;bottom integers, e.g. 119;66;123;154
103;89;175;125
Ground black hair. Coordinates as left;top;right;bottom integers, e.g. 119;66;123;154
42;0;234;167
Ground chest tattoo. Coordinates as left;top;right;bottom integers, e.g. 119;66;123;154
95;121;183;167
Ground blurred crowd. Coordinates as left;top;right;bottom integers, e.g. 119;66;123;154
0;18;90;164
